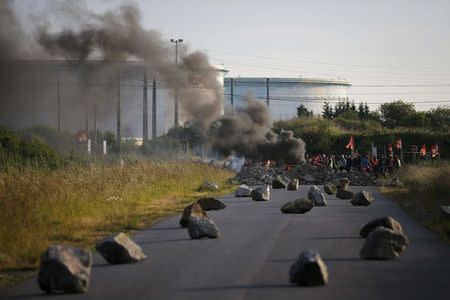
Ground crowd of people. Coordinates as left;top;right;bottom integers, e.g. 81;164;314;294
305;153;402;176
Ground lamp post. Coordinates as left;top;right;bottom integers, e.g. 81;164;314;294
170;38;183;126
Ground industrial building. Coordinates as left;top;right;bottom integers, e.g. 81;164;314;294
224;77;351;119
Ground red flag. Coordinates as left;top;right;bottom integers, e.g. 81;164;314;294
346;136;355;150
388;142;393;153
395;139;402;149
431;144;439;158
420;144;427;156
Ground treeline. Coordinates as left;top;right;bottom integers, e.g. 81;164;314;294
298;99;450;132
283;100;450;158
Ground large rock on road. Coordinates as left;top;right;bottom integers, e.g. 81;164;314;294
308;186;327;206
37;245;92;294
281;197;313;214
96;232;146;264
251;185;270;201
360;227;409;260
289;249;328;286
360;216;404;238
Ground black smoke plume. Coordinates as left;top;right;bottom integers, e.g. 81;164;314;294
0;1;305;164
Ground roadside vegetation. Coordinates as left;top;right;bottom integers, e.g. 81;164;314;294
277;100;450;157
0;127;236;286
380;161;450;241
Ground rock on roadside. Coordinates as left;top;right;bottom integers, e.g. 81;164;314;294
360;227;409;260
308;186;327;206
187;215;221;239
197;197;226;210
201;180;219;191
96;232;146;264
235;184;252;197
180;203;208;228
251;185;270;201
351;191;374;206
336;178;350;190
360;216;403;238
272;176;288;189
289;249;328;286
281;197;313;214
37;245;92;294
287;179;299;191
336;189;354;200
324;182;337;195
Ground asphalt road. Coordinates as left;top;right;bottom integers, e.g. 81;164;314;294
1;185;450;300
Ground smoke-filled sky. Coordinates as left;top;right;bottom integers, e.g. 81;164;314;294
12;0;450;110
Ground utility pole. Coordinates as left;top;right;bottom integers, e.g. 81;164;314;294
143;71;148;143
230;78;234;107
170;38;183;126
116;73;121;152
266;78;270;106
152;79;157;139
57;80;61;132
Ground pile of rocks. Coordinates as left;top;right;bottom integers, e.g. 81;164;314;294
234;163;378;187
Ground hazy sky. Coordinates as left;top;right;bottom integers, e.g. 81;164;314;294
12;0;450;109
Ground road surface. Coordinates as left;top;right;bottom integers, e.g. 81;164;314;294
1;185;450;300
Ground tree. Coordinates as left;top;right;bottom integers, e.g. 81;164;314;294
379;100;416;127
297;104;312;118
350;100;356;111
357;102;365;122
427;106;450;131
364;103;370;118
322;102;334;119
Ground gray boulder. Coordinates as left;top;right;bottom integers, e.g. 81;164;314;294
37;245;92;294
360;216;403;238
96;232;146;264
272;176;287;189
360;227;409;260
180;203;208;228
197;197;226;210
251;185;270;201
323;182;337;195
187;215;221;239
201;180;219;191
307;186;327;206
287;179;299;191
336;188;354;199
235;184;252;197
289;249;328;286
281;197;313;214
336;178;350;190
351;191;374;206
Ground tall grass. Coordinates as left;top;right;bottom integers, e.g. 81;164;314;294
0;161;236;276
380;160;450;241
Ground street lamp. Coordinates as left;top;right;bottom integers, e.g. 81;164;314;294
170;38;183;126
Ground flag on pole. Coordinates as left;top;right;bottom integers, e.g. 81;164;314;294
395;139;402;149
431;144;439;158
346;136;355;150
388;142;393;153
420;144;427;156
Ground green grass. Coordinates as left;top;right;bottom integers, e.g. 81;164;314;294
0;161;236;286
380;160;450;241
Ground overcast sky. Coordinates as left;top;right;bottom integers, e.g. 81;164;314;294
12;0;450;109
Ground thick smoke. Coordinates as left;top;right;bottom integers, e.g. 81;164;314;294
0;1;305;164
209;97;305;164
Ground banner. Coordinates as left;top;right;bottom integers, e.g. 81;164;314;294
346;136;355;150
420;144;427;156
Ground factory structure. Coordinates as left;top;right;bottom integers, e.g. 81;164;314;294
224;77;351;119
1;61;350;141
